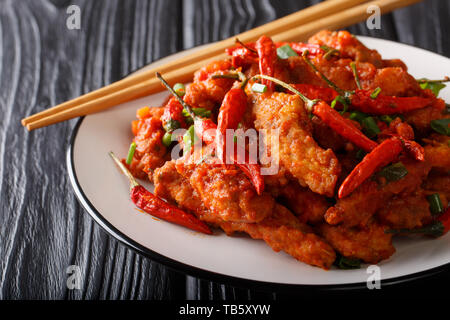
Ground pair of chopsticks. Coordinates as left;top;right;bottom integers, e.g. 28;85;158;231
22;0;423;131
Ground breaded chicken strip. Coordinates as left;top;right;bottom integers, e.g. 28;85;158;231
268;181;330;224
154;161;336;269
175;160;275;223
325;158;431;227
251;92;340;196
318;221;395;264
376;190;433;229
128;106;169;181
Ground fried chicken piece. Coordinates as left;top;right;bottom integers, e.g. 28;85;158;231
423;169;450;200
404;103;446;132
318;221;395;264
325;158;432;227
129;106;169;181
175;159;275;223
308;30;383;67
268;181;329;224
360;67;423;97
154;161;336;269
221;204;336;269
424;135;450;170
376;190;432;229
251;92;340;196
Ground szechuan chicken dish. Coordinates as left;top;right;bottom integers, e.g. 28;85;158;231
118;30;450;270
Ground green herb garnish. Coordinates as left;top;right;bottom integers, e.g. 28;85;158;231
370;87;382;99
430;118;450;136
276;44;298;59
361;116;380;138
378;162;408;182
427;193;443;215
126;142;137;165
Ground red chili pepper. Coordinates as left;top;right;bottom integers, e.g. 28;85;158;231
338;137;403;198
226;44;258;69
350;90;433;115
217;88;248;162
110;152;212;235
290;84;338;103
312;101;379;152
386;206;450;237
255;36;277;92
161;97;186;130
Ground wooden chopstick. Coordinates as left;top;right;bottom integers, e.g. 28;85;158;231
22;0;370;129
24;0;422;130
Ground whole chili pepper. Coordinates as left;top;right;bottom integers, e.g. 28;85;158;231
350;90;433;115
290;84;338;103
338;137;403;198
251;74;378;153
302;51;434;115
109;152;212;235
386;206;450;237
157;72;264;195
217;75;248;162
255;36;277;92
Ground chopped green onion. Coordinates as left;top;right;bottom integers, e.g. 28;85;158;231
378;162;408;182
126;142;137;165
349;111;368;123
330;95;349;114
276;44;298;59
417;78;447;97
361;116;380;138
370;87;382;99
162;132;173;147
173;83;186;97
335;255;361;269
427;193;443;215
251;83;268;93
350;62;362;89
379;115;393;124
430;118;450;136
183;125;197;155
163;119;181;132
182;107;211;119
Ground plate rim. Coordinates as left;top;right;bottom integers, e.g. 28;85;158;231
67;35;450;292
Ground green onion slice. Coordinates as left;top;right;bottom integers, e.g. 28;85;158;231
379;115;393;124
330;95;349;114
276;44;298;59
182;108;211;119
430;118;450;136
163;119;181;132
418;79;446;97
126;142;137;165
251;83;267;93
183;125;197;155
370;87;382;99
335;255;361;269
378;162;408;182
162;132;173;147
349;111;368;123
427;193;443;215
361;116;380;138
173;83;186;97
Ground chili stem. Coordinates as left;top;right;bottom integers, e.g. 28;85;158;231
235;38;257;54
109;152;139;189
302;50;348;97
416;76;449;83
250;74;319;110
156;72;196;119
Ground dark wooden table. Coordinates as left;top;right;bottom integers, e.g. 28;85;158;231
1;0;449;300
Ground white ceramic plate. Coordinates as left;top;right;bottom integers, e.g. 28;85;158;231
67;36;450;290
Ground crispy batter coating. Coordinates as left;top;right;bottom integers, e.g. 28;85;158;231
175;160;275;223
318;221;395;264
154;161;336;269
308;30;383;67
252;92;341;196
325;158;432;227
424;135;450;169
129;107;168;181
376;190;432;229
268;181;330;224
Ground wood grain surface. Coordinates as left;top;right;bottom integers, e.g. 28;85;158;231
0;0;449;300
